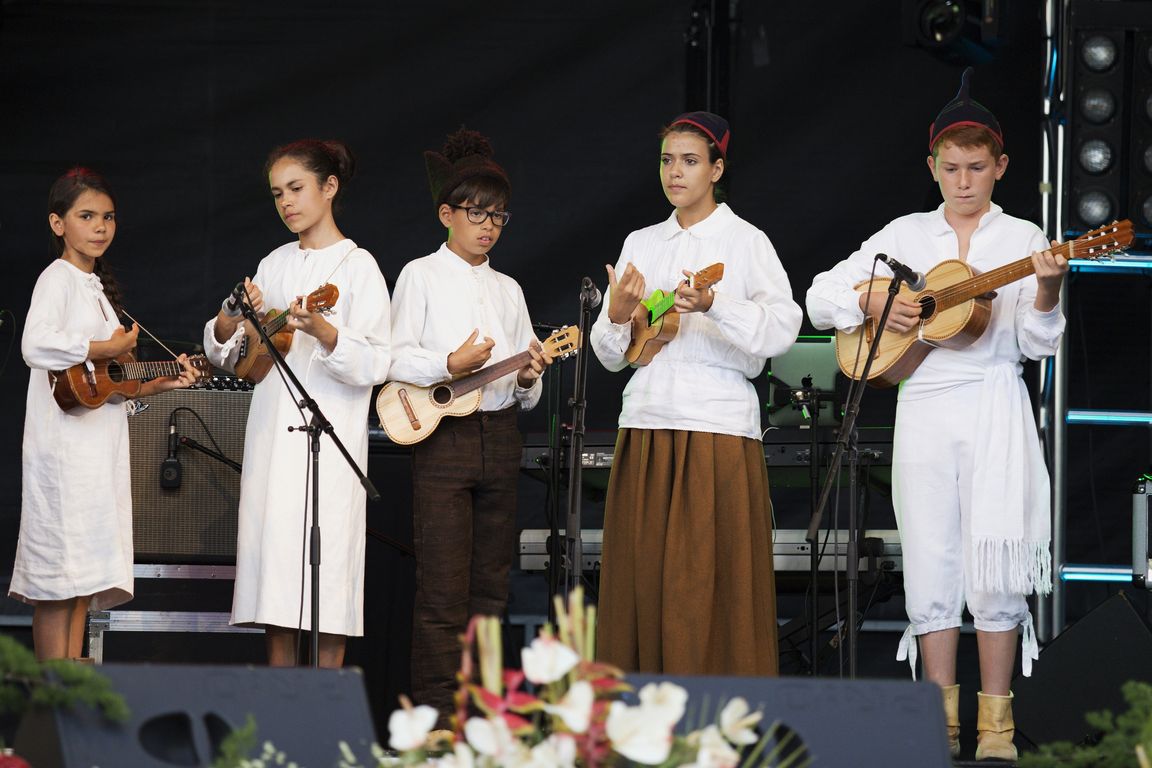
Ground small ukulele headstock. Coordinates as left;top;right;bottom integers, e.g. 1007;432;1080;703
1073;219;1134;261
304;283;340;315
188;354;212;381
690;263;725;290
543;325;582;359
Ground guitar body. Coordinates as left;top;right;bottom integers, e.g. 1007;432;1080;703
51;352;143;410
626;306;681;365
234;309;295;384
377;325;583;445
836;259;992;387
375;380;482;445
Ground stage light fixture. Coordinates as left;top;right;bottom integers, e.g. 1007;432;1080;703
901;0;1002;63
1076;190;1114;227
1142;195;1152;227
918;0;964;46
1078;139;1114;173
1081;34;1119;72
1080;88;1116;123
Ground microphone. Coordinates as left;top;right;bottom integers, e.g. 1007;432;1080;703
876;254;926;291
224;282;247;315
580;276;602;309
160;412;182;490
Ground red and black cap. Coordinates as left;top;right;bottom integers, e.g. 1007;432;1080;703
670;111;731;159
928;67;1004;151
425;127;510;207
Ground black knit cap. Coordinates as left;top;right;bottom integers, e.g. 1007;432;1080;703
670;111;731;159
424;127;510;207
928;67;1004;151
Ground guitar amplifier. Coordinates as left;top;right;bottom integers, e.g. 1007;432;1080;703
128;384;252;563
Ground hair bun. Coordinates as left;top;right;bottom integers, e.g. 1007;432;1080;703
441;128;494;164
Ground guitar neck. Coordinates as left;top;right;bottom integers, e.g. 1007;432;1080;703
119;359;190;381
647;291;678;325
934;240;1073;311
451;350;534;396
262;311;290;336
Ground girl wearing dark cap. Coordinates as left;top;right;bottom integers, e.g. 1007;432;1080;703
203;139;391;667
807;69;1067;760
388;128;549;726
12;168;200;659
590;112;802;677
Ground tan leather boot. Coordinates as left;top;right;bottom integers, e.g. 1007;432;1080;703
941;684;961;757
975;691;1017;761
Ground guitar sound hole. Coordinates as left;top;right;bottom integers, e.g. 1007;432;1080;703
918;295;937;322
107;362;125;383
431;385;453;406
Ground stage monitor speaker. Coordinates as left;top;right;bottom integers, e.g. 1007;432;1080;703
129;388;252;563
626;673;952;767
1014;591;1152;747
15;663;377;767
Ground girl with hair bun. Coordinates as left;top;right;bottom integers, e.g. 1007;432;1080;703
12;167;200;660
388;127;549;726
204;139;391;668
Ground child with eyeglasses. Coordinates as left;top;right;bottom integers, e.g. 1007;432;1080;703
387;127;550;728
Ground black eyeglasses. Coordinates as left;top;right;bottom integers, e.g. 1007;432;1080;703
450;205;511;227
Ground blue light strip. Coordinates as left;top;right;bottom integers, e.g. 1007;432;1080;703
1066;410;1152;426
1061;564;1133;583
1070;257;1152;273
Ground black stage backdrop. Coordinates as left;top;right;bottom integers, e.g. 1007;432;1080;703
0;0;1148;695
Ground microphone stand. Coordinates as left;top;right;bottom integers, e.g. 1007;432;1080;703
179;435;242;473
563;282;599;597
805;274;907;678
530;321;567;619
232;291;381;667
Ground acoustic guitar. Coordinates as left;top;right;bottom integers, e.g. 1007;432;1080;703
376;326;582;445
625;262;725;365
837;220;1133;387
52;353;211;411
233;283;339;383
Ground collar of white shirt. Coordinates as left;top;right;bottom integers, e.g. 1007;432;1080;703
655;201;735;241
434;241;492;271
927;201;1003;236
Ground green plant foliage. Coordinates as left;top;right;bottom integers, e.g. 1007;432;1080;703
1018;681;1152;768
0;636;128;723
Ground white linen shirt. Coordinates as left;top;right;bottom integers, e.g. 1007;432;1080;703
805;203;1065;397
590;203;802;440
388;243;542;412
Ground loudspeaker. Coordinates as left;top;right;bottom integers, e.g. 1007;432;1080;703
15;664;377;767
626;674;952;767
1014;592;1152;747
129;388;252;563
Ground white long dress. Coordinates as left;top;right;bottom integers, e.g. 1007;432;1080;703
202;239;391;635
10;259;134;610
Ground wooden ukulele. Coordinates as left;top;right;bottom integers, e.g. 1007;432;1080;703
233;283;339;383
837;220;1133;387
376;326;582;445
52;353;211;410
625;263;724;365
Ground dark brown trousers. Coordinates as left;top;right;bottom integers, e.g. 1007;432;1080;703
409;407;522;723
596;428;779;676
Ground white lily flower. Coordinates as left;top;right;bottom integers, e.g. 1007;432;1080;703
719;697;762;745
691;725;742;768
464;716;521;760
387;704;439;751
637;681;689;727
521;635;581;684
606;700;675;765
543;680;594;733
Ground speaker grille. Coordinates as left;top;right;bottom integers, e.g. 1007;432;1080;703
129;389;252;563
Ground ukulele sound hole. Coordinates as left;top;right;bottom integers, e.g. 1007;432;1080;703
431;385;453;406
918;295;938;322
107;361;125;383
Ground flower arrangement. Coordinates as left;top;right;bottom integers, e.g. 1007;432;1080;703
384;587;808;768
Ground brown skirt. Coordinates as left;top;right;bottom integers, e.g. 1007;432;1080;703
596;428;778;676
